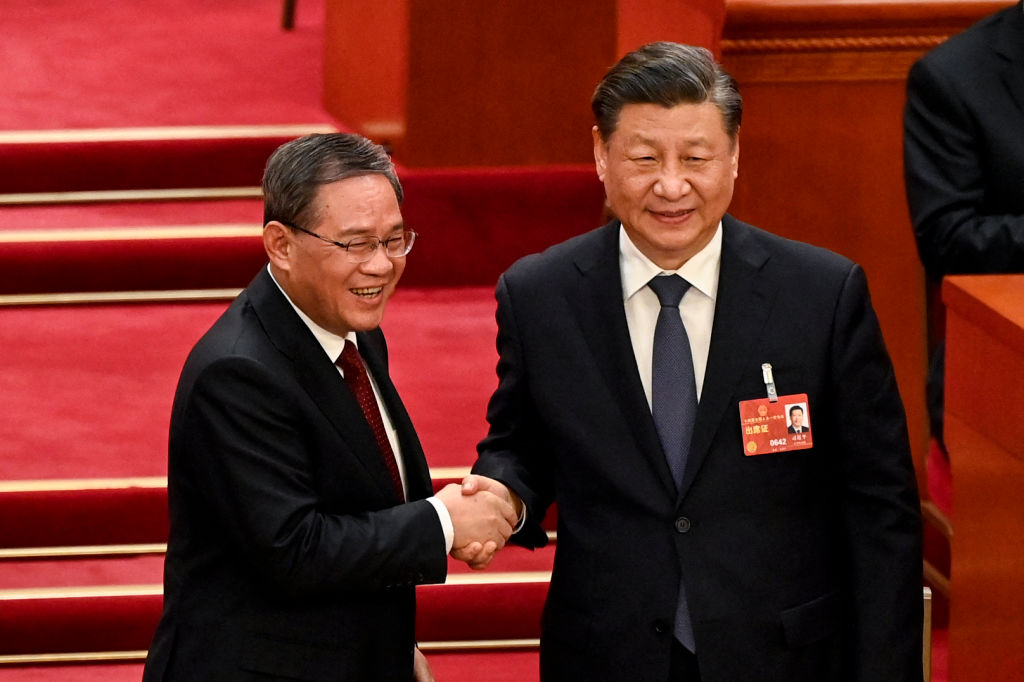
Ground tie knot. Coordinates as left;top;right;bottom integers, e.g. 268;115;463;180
648;274;691;308
337;339;361;371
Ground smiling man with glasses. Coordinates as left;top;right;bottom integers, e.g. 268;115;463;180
143;133;518;682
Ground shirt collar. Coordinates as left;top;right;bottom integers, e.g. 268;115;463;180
267;265;356;362
619;221;723;302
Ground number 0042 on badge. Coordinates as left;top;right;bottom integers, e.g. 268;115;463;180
738;393;813;456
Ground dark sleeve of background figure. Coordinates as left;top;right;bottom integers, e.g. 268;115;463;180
903;57;1024;277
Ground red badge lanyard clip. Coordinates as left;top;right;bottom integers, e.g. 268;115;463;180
761;363;778;403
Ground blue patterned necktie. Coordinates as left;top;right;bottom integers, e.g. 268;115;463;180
648;274;696;489
647;274;697;652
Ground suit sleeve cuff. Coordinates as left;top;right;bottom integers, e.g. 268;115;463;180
426;496;454;553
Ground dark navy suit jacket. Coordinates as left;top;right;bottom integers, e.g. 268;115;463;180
475;216;922;681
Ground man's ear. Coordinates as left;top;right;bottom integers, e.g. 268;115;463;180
731;127;740;180
263;221;293;271
592;126;608;182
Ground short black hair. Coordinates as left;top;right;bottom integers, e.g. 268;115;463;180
591;42;741;143
262;133;402;229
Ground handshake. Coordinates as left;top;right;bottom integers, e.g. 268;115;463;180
435;475;522;570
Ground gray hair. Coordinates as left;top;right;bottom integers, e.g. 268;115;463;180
262;133;403;228
591;42;742;143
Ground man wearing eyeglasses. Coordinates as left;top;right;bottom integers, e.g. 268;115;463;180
143;133;518;682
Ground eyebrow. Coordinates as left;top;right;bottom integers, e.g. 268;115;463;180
334;222;406;238
626;134;712;148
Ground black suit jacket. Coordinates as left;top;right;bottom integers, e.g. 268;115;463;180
904;0;1024;278
474;217;922;681
144;268;446;681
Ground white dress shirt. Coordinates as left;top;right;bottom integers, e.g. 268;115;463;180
620;223;722;407
268;267;454;552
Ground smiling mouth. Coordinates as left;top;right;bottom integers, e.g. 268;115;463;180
351;286;384;298
651;208;694;218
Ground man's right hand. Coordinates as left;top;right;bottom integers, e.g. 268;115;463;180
436;483;518;569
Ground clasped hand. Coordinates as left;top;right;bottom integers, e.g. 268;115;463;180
436;475;521;570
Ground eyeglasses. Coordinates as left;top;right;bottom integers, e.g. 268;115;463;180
280;221;417;264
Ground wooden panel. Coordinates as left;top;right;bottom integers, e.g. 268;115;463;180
323;1;726;166
943;275;1024;681
719;0;1013;491
323;0;409;142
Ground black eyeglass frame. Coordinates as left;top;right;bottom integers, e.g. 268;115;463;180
277;220;417;263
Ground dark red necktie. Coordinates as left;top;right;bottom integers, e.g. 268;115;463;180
337;340;405;501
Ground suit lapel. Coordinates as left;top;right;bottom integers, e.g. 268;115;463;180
679;216;778;499
358;330;433;501
246;269;401;502
996;2;1024;116
569;223;679;498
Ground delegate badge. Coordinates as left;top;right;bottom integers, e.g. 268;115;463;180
738;393;813;456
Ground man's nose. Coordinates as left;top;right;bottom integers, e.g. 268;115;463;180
360;244;394;273
653;164;691;200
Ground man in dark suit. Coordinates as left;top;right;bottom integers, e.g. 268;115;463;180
466;43;922;680
904;0;1024;450
143;133;518;681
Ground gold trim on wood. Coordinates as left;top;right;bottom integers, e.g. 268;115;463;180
724;48;932;83
0;187;262;206
0;124;337;145
0;477;167;492
0;585;163;600
428;466;472;480
0;224;261;243
418;638;540;652
0;288;243;306
442;571;550;586
0;544;167;560
722;34;948;53
0;650;148;666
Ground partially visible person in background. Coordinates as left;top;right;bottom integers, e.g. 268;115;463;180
904;0;1024;452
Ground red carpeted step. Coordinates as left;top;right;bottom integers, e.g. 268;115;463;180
0;556;165;591
0;166;603;295
0;652;542;682
417;575;548;643
0;475;557;558
0;545;554;592
0;289;499;478
0;587;161;656
0;576;549;657
0;643;948;682
0;483;167;550
0;641;952;682
0;128;335;197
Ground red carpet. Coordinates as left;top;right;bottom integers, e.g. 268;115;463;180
0;0;331;130
0;287;499;478
0;653;541;682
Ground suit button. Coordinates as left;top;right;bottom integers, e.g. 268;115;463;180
674;517;692;533
654;620;670;634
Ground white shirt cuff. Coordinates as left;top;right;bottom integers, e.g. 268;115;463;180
426;496;454;553
513;503;527;534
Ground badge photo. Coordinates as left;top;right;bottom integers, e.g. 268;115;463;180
738;393;813;456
